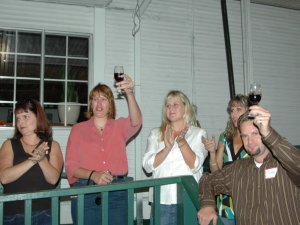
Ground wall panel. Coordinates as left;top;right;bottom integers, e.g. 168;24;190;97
0;0;94;33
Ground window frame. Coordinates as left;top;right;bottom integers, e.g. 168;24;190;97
0;28;91;127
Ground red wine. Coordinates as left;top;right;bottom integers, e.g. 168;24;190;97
249;94;261;105
114;72;124;82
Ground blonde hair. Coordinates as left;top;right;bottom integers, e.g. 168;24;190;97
159;90;199;140
224;94;249;139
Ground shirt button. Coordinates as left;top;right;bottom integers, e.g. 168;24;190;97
101;148;104;152
102;161;106;164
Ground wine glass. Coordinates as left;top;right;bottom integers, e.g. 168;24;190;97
248;82;262;105
114;66;124;99
248;82;262;118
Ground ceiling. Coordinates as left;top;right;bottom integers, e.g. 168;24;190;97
18;0;300;10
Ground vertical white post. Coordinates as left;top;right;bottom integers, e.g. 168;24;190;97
241;0;253;94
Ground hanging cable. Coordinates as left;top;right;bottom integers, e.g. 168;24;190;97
132;0;141;37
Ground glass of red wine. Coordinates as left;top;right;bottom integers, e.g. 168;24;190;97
248;82;262;118
114;66;124;99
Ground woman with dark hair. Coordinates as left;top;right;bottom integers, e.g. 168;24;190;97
65;74;142;225
201;94;249;225
0;98;63;225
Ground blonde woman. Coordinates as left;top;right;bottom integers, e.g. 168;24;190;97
143;90;207;225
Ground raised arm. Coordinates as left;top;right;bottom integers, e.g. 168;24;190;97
202;135;224;172
250;105;300;186
117;74;142;127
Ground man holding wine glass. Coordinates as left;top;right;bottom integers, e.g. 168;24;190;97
197;105;300;225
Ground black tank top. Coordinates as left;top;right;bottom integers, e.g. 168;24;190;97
3;138;56;215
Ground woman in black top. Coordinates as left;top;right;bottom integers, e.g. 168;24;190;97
0;99;63;225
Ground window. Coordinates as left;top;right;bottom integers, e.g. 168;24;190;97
0;28;90;126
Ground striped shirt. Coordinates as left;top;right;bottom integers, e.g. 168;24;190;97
199;128;300;225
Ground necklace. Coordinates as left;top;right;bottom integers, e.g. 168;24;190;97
21;138;40;147
98;126;104;131
95;121;106;131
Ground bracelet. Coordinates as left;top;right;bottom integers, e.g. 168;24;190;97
87;170;95;184
178;140;187;148
210;162;217;166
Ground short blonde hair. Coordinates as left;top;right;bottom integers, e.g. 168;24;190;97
159;90;198;140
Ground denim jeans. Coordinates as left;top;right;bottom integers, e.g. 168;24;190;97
3;209;51;225
71;178;128;225
150;204;178;225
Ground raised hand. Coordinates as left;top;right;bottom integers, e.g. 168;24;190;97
249;105;272;137
164;125;175;150
202;134;216;154
116;74;134;95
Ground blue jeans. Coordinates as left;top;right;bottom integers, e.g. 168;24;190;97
220;217;235;225
150;204;178;225
71;179;128;225
3;209;51;225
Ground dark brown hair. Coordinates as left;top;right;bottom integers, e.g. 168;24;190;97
13;99;52;141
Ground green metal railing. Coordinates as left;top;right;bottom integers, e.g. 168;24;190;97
0;175;223;225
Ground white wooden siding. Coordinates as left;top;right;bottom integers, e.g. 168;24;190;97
0;0;300;221
251;4;300;143
0;0;94;33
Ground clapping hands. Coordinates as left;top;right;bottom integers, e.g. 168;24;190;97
29;142;49;164
164;125;175;149
164;124;188;150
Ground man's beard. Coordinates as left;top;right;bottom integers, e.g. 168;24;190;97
249;147;262;157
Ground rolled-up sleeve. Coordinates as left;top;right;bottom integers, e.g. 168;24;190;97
142;129;161;173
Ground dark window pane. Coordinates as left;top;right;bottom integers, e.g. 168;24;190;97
18;32;41;54
44;81;64;103
0;30;16;52
16;80;40;101
44;105;60;124
68;59;88;80
0;54;14;76
78;106;88;123
44;57;65;79
0;79;14;101
60;82;87;103
17;55;41;78
65;82;79;102
45;35;66;56
0;103;13;125
69;37;88;57
77;82;88;104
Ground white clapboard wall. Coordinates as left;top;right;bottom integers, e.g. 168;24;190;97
0;0;300;221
